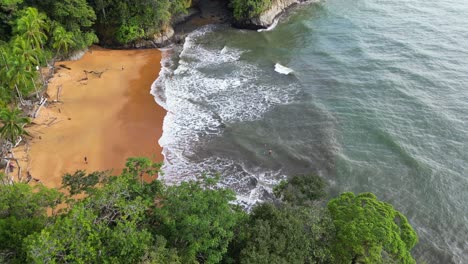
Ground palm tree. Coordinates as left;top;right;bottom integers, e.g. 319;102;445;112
13;7;49;52
12;36;40;71
52;25;75;57
12;36;42;98
8;57;30;103
0;107;30;145
0;51;28;105
13;7;49;85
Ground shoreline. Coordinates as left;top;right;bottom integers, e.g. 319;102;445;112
14;47;165;188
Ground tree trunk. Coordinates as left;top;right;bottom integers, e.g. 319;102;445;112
31;77;40;99
15;84;26;106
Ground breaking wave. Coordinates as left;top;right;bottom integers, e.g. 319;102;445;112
151;26;302;208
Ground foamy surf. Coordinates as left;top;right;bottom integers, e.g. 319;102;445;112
274;63;294;75
258;18;279;32
151;26;300;207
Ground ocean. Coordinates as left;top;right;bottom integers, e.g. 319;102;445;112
152;0;468;262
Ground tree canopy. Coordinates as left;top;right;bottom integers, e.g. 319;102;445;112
0;158;419;263
327;192;418;264
0;182;61;263
149;175;244;264
0;107;30;144
227;203;334;264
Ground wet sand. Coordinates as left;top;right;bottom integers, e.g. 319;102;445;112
18;47;164;188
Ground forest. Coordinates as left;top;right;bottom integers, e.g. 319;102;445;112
0;157;418;263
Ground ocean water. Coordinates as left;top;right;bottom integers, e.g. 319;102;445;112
152;0;468;262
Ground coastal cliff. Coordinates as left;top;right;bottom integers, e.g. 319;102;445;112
233;0;318;29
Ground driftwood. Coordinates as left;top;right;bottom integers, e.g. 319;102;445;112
56;85;63;102
78;71;88;82
45;117;58;126
84;69;107;78
46;118;64;127
59;64;71;70
33;98;47;118
26;171;41;184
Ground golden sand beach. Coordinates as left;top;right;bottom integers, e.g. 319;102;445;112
15;47;164;187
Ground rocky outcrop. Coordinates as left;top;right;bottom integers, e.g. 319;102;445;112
234;0;317;30
134;25;175;48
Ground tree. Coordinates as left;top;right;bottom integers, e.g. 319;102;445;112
61;170;108;196
11;36;40;71
12;7;49;87
327;192;418;264
11;36;42;98
0;0;24;41
13;7;49;52
0;45;16;105
0;46;34;104
26;158;164;263
25;203;153;263
226;203;334;264
51;0;97;50
51;24;74;56
0;107;30;145
273;174;327;206
149;175;244;264
0;182;61;263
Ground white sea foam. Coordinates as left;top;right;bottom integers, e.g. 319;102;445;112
258;18;280;32
152;26;298;206
274;63;294;75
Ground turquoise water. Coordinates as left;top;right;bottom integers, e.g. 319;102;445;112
155;0;468;262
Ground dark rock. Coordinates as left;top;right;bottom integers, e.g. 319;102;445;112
248;176;258;188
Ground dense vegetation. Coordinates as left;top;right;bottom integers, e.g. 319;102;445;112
0;0;276;106
0;0;191;107
0;158;418;263
230;0;272;20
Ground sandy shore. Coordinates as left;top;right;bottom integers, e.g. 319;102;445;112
15;47;164;188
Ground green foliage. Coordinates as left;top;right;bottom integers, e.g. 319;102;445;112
149;175;244;264
89;0;189;44
51;24;74;56
50;0;97;50
0;156;420;264
273;174;327;205
13;7;49;50
116;22;145;44
0;183;61;263
26;159;162;263
0;0;24;41
0;7;50;105
328;192;418;264
0;107;30;144
61;170;108;195
123;156;162;183
226;203;334;264
26;203;153;263
231;0;272;20
139;236;182;264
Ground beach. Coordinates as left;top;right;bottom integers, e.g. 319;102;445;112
15;47;164;188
